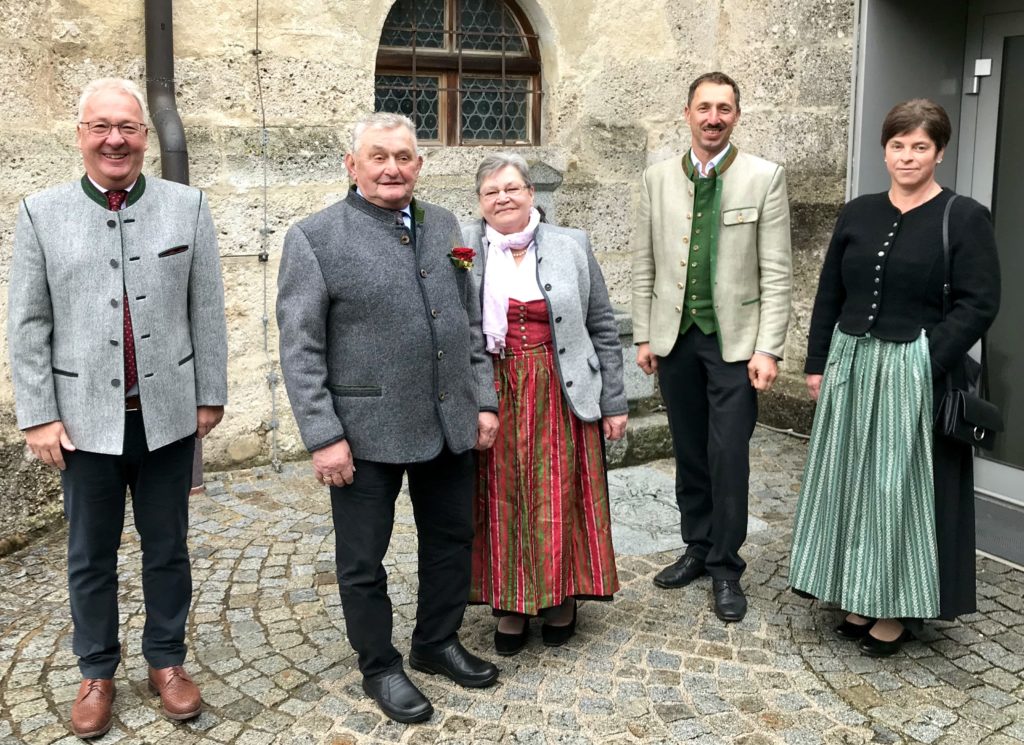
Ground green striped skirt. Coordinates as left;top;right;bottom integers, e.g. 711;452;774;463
789;328;940;619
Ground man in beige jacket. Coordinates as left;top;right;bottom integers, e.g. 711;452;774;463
631;71;792;623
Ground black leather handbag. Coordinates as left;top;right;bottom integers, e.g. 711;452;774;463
934;195;1003;450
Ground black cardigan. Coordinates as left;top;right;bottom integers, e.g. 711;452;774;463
806;189;1000;377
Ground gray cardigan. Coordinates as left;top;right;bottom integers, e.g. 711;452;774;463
463;221;627;422
277;191;496;462
7;175;228;454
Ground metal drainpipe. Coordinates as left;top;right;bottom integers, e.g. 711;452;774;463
144;0;204;491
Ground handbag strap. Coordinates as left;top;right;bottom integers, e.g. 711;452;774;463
940;193;990;397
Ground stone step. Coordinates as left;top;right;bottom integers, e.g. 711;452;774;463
606;411;673;469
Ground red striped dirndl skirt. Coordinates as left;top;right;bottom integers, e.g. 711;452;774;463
469;304;618;614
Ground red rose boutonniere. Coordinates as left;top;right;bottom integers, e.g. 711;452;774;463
449;246;475;270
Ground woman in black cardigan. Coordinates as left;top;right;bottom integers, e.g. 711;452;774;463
789;99;1000;656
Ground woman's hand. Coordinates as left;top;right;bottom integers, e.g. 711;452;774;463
602;414;628;441
806;374;824;401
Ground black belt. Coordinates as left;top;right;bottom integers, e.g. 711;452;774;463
125;395;141;411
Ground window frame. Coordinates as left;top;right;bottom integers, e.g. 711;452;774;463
374;0;542;146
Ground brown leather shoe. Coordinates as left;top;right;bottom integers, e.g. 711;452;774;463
148;665;201;720
71;678;115;739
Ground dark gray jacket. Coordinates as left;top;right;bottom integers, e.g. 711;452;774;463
277;191;496;462
463;221;627;422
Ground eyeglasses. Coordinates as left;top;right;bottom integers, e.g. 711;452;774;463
480;184;530;201
79;121;148;138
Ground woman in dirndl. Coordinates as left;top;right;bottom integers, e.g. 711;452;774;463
789;99;1000;656
464;153;628;655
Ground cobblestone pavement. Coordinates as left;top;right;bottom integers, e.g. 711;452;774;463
1;428;1022;745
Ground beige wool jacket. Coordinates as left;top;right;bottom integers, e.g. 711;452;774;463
631;150;793;362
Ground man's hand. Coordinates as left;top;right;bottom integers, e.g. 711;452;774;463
747;353;778;392
806;374;823;401
196;406;225;439
24;421;76;470
636;343;658;375
475;412;499;450
602;414;628;441
312;439;356;487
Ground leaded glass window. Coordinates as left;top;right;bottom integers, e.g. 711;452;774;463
374;0;541;145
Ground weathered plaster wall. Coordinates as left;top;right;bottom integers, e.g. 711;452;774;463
0;0;855;542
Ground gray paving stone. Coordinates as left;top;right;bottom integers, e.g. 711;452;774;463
2;430;1022;745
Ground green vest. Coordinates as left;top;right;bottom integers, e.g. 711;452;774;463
679;147;738;336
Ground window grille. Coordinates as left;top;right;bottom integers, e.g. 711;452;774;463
374;0;542;145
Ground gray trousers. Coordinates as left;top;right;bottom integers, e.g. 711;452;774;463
61;411;195;679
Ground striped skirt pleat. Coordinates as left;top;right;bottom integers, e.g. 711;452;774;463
789;329;940;619
469;344;619;615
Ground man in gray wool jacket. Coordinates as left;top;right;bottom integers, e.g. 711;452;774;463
7;78;227;738
276;112;500;724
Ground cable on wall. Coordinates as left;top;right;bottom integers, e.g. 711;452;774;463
218;0;283;472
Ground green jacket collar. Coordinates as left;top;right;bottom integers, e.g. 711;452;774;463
683;145;738;182
80;173;147;208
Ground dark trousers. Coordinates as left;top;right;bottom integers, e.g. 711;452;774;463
329;446;475;678
61;411;195;679
657;328;757;580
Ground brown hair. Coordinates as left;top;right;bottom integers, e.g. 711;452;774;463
687;72;741;112
880;99;951;150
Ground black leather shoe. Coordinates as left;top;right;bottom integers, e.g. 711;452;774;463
859;627;913;658
409;641;499;688
712;579;747;622
834;615;876;640
541;601;577;647
653;555;706;589
494;620;529;656
361;670;433;724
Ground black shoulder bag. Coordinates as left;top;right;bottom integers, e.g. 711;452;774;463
933;194;1003;450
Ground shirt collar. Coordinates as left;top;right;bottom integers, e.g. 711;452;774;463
690;144;732;177
356;188;412;222
88;176;139;194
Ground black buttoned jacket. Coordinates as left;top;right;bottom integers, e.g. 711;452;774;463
806;189;1000;378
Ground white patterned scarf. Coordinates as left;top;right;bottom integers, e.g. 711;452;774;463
481;208;542;354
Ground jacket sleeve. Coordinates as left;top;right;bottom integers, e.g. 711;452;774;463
462;223;498;413
7;199;61;429
630;167;654;345
276;223;346;452
582;235;628;416
189;193;228;406
928;199;1001;378
753;164;793;358
805;207;849;375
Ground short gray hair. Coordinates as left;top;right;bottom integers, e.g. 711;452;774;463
475;153;533;194
77;78;148;123
351;112;418;155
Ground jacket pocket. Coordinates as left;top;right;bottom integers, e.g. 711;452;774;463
722;207;759;226
740;297;761;306
178;352;195;365
52;367;79;378
328;384;383;398
158;244;190;258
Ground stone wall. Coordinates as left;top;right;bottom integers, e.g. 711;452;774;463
0;0;855;542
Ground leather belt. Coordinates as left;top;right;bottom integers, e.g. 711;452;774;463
125;395;142;411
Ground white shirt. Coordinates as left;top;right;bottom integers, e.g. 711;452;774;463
690;144;732;178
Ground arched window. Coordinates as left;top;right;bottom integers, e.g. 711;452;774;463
374;0;541;146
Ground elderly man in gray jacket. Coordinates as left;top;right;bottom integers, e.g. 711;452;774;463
7;78;227;738
277;112;500;724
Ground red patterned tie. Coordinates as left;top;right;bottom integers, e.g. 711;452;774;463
105;190;138;392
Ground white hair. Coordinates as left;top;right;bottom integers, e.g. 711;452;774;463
77;78;148;123
351;112;418;155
